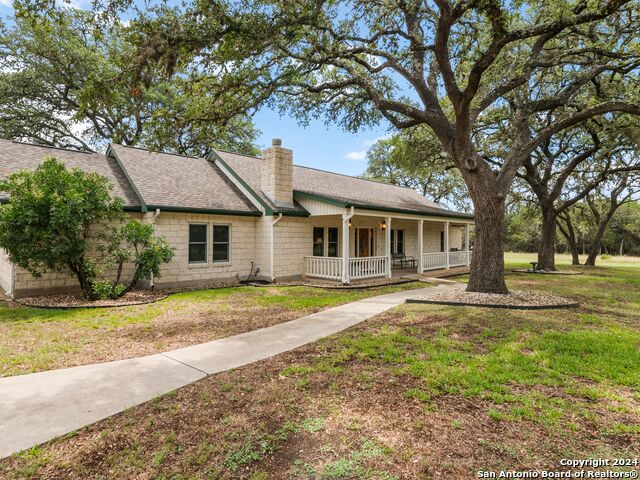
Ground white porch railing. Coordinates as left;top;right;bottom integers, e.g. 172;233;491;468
448;250;470;267
305;255;388;282
422;252;447;271
422;251;472;271
349;256;388;280
304;256;342;281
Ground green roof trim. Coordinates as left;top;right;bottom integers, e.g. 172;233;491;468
208;150;273;215
106;144;148;213
146;204;262;217
294;190;474;221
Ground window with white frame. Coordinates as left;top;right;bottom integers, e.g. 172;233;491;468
212;225;230;262
313;227;324;256
188;224;207;263
390;229;404;254
327;227;339;257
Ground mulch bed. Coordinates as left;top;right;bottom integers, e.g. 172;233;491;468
408;289;579;310
512;269;583;275
15;290;168;309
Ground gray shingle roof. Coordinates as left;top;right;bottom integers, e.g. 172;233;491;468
213;150;309;215
0;140;140;207
0;139;471;220
215;150;472;219
110;144;259;215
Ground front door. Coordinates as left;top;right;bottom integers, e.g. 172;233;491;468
356;228;374;257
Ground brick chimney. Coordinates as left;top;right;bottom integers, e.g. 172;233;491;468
261;138;294;207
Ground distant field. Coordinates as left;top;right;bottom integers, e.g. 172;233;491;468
505;251;640;268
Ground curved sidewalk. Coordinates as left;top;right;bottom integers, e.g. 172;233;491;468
0;284;454;458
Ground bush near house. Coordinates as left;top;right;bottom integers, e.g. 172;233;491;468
0;158;173;299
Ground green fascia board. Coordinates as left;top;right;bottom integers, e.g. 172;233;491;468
277;209;309;217
294;190;348;208
293;190;474;221
106;144;148;213
207;150;273;215
145;204;262;217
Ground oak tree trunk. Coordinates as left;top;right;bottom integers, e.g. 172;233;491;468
585;218;611;266
557;217;581;265
466;193;508;294
537;206;557;271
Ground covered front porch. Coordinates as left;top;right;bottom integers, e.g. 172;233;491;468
303;208;473;284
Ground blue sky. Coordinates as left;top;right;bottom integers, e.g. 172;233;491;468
252;109;391;176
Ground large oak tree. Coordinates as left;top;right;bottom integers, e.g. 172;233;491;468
138;0;640;293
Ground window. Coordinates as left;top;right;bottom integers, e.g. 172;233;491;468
328;228;339;257
395;229;404;254
313;227;324;256
213;225;230;262
390;229;404;254
440;231;445;252
189;224;207;263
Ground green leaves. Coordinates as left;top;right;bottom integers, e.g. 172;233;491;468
0;8;260;157
0;158;173;299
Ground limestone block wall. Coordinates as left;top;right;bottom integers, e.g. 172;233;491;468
272;216;312;279
0;248;13;294
254;216;273;279
152;212;258;288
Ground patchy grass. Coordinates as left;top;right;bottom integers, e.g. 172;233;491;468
1;258;639;479
0;282;424;376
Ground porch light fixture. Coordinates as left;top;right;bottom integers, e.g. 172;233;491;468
379;221;386;230
348;220;353;228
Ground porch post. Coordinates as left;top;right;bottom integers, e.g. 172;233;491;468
465;223;470;266
385;217;392;278
417;219;424;274
341;208;353;284
444;221;450;269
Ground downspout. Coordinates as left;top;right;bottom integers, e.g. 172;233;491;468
8;261;15;300
270;213;283;281
149;208;161;289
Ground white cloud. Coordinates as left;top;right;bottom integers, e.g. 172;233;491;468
344;134;391;161
344;150;367;161
0;0;13;8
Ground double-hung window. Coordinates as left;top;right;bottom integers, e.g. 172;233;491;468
188;225;208;263
313;227;325;256
327;228;339;257
391;229;404;254
213;225;230;262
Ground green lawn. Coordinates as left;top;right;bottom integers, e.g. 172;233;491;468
1;257;639;479
0;281;423;376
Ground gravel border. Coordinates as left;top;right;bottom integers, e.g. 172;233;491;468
406;299;579;310
407;289;579;310
511;269;583;275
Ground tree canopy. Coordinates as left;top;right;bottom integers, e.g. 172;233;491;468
104;0;640;293
363;127;470;212
0;9;260;156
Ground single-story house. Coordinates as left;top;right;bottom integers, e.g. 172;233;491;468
0;138;474;298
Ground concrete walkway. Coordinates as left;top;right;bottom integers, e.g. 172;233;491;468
0;284;455;458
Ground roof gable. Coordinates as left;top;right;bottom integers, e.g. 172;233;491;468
109;144;260;215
